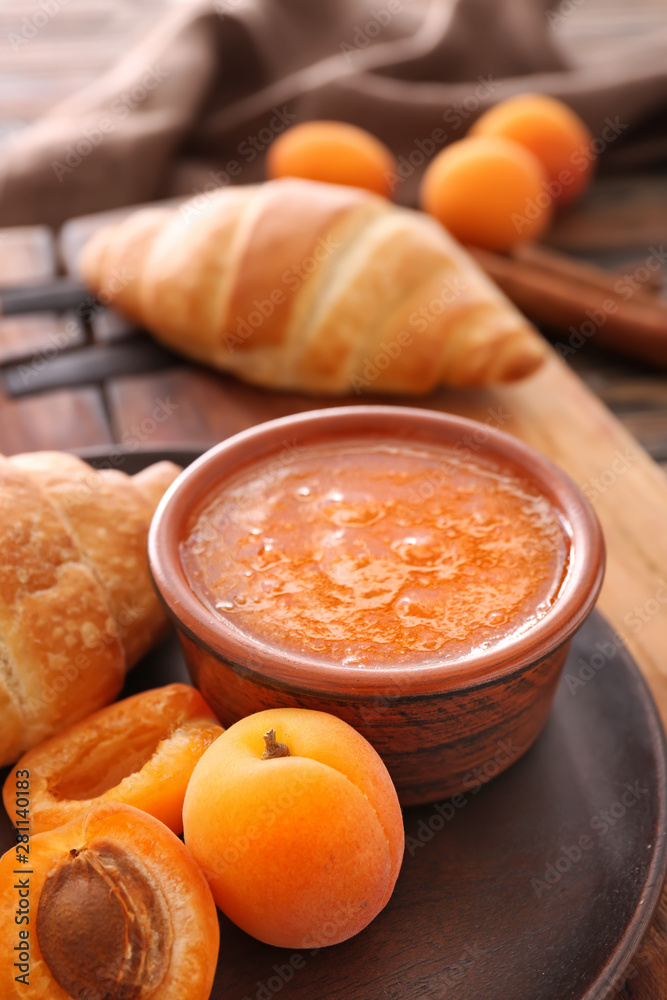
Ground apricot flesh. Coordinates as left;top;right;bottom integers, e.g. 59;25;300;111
183;707;404;949
266;120;397;197
3;683;223;835
0;802;219;1000
471;93;594;204
420;135;552;250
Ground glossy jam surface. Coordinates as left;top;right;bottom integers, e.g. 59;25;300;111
181;439;569;667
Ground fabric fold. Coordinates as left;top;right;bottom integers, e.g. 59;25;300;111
0;0;665;227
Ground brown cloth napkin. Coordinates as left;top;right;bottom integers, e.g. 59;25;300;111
1;0;666;229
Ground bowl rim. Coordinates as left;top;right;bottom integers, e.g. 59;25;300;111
148;405;605;696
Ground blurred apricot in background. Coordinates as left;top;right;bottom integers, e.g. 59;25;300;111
471;93;595;205
267;120;397;197
420;135;552;251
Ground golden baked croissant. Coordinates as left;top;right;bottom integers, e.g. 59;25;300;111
80;178;545;394
0;452;181;764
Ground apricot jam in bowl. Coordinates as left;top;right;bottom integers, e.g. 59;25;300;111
148;406;604;805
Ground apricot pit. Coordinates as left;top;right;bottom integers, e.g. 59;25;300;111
37;839;171;1000
0;802;219;1000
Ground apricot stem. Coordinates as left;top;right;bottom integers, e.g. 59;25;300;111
261;729;290;760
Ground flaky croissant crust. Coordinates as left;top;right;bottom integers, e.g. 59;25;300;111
0;452;180;764
80;178;545;395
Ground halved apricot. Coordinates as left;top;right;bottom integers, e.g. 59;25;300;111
0;802;219;1000
183;707;404;949
3;684;223;835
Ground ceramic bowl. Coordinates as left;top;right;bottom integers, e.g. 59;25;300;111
148;406;605;805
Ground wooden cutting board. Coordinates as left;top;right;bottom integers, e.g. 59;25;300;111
1;211;667;995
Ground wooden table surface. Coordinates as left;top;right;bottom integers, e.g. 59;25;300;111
1;1;667;997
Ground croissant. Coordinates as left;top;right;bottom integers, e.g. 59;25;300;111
80;178;545;394
0;451;181;764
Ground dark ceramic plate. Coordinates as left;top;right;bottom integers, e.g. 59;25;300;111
3;446;666;1000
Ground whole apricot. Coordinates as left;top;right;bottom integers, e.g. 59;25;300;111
0;802;219;1000
420;135;551;250
266;120;396;197
470;93;594;204
183;707;404;949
